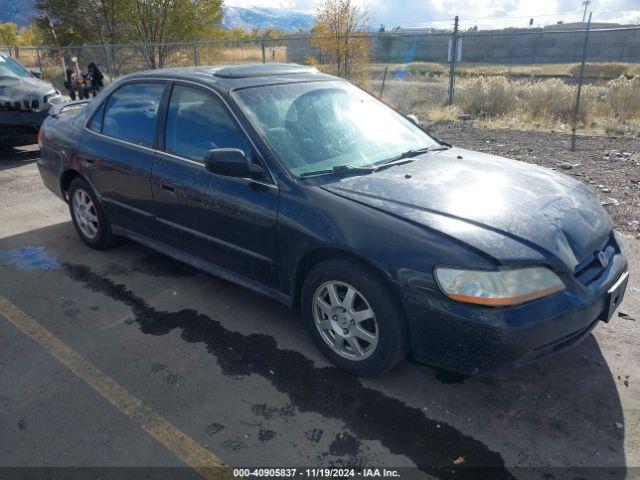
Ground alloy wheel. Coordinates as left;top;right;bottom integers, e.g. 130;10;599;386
72;189;99;239
312;280;379;361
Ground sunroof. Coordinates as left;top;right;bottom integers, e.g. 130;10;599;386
213;64;318;79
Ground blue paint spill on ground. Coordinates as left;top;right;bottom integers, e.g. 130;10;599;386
0;246;60;271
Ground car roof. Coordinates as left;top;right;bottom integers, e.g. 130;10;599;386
125;63;339;92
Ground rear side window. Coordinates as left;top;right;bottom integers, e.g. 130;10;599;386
165;85;251;162
89;101;105;133
102;82;165;147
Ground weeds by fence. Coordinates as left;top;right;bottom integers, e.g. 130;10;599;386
3;19;640;139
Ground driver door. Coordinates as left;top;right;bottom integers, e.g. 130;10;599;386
151;83;279;288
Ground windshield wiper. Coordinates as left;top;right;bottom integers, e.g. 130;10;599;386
300;164;375;178
378;145;449;167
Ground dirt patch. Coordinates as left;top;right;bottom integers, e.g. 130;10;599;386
428;122;640;236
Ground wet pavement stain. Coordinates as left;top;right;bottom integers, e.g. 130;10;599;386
251;403;296;420
222;438;247;451
206;423;225;436
305;428;324;443
258;429;276;442
150;363;168;374
0;246;60;271
329;432;360;457
61;261;515;480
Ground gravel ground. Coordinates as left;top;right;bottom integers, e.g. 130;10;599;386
428;122;640;237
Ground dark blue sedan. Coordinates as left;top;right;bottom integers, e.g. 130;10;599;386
37;64;629;376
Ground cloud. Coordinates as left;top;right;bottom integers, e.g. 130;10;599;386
226;0;640;27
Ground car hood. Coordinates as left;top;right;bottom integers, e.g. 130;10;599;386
319;147;612;271
0;75;59;108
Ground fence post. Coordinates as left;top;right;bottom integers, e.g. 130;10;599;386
261;34;267;63
102;44;114;81
571;12;592;151
35;47;44;77
447;15;459;106
193;42;199;66
379;65;388;98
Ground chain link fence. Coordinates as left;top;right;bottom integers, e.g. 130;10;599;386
4;21;640;138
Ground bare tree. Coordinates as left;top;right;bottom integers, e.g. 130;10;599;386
129;0;223;69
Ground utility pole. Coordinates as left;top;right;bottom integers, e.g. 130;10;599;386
582;0;591;22
571;11;592;151
447;15;459;106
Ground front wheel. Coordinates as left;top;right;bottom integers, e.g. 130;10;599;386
68;177;114;249
301;260;409;376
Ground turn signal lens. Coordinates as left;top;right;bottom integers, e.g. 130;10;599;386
435;266;565;307
37;127;43;149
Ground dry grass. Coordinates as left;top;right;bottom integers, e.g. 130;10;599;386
367;62;640;79
369;73;640;136
456;76;518;116
424;106;460;122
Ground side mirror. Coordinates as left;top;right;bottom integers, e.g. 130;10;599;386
204;148;264;179
406;114;422;127
30;69;43;79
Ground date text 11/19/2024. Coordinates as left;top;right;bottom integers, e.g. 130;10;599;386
232;469;401;477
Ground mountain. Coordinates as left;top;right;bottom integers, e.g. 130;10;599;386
0;2;315;33
0;0;36;27
223;6;315;32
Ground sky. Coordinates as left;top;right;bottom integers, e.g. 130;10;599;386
225;0;640;29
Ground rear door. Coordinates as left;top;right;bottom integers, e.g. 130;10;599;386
151;82;280;288
79;81;166;236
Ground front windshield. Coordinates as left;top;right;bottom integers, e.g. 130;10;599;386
234;81;438;176
0;55;31;79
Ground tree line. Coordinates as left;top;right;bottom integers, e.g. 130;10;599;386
1;0;369;79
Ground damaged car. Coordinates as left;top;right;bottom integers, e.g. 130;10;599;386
37;64;629;376
0;52;64;148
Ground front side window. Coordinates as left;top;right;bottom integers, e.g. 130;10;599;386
165;85;251;162
234;81;438;176
102;82;165;147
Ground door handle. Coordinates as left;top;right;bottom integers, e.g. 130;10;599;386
161;184;176;194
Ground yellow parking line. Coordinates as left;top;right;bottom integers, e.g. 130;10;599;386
0;294;231;480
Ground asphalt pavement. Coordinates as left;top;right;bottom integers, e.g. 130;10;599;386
1;145;639;480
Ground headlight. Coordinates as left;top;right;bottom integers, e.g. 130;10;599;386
435;266;565;307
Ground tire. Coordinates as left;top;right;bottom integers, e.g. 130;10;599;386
68;177;114;249
301;259;409;376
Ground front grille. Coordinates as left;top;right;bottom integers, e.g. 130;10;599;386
574;234;617;286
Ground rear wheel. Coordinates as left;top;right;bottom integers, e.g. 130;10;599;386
68;177;114;249
302;259;409;376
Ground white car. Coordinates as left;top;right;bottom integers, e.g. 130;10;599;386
0;53;64;147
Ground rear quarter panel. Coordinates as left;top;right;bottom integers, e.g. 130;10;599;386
37;106;92;200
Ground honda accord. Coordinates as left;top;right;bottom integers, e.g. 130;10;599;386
37;64;629;376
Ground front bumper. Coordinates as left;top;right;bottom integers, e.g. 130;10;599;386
399;235;629;374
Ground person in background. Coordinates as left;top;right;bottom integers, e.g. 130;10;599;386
87;62;104;97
